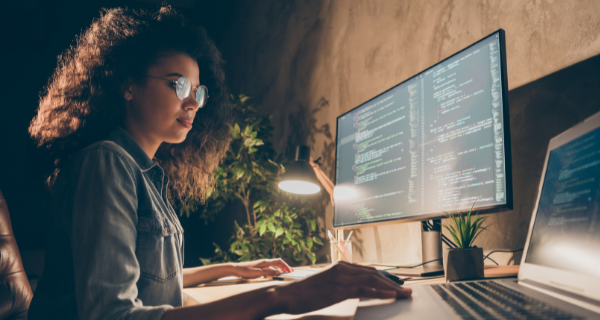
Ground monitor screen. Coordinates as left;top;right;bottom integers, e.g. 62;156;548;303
334;30;511;228
525;126;600;278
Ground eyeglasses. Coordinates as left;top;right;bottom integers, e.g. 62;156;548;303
147;75;209;108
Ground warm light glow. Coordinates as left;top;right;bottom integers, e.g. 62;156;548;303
333;186;356;200
278;180;321;194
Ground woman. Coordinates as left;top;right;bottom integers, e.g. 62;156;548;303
28;6;411;320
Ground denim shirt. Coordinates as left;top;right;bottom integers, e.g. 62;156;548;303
29;127;184;320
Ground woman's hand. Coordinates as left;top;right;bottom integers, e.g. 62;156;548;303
273;262;412;315
233;259;294;279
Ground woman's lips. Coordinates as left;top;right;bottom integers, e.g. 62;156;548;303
177;119;193;129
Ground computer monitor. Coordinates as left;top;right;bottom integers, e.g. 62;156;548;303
333;30;512;273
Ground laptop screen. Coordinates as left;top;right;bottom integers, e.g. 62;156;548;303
525;126;600;278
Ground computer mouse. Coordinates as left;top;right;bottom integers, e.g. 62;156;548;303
379;270;404;285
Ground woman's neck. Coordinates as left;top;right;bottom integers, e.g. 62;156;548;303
122;122;161;160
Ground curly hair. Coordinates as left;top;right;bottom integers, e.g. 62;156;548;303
29;5;232;204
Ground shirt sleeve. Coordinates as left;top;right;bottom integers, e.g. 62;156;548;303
69;147;173;320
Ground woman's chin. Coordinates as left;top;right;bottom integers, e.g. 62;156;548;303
165;132;189;145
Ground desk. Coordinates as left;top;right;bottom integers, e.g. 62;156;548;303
183;265;519;318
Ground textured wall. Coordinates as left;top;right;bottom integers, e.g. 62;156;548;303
220;0;600;265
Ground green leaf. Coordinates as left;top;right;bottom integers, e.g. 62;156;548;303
240;253;251;262
259;223;267;236
313;236;323;245
244;138;255;147
307;251;316;264
244;125;253;136
286;231;292;241
267;223;276;233
307;237;313;249
236;169;244;180
232;123;241;138
199;257;212;265
275;228;284;238
248;147;258;153
253;200;263;209
310;220;316;231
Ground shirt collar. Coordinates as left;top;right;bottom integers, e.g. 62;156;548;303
107;126;157;171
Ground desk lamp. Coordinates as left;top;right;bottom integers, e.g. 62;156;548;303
279;146;350;261
278;145;321;194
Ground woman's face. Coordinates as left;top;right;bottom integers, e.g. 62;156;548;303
124;53;200;147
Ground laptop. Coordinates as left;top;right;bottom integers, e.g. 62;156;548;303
355;110;600;320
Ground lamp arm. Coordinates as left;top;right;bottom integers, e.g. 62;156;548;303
309;157;334;202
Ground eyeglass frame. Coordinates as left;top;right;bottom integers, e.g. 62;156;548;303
146;75;209;108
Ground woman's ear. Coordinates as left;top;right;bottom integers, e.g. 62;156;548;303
122;80;134;101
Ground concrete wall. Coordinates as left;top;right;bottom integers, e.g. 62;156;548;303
220;0;600;265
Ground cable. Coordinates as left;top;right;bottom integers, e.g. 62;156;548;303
442;235;457;249
393;258;442;269
486;257;500;266
484;249;523;260
404;275;444;282
483;249;523;265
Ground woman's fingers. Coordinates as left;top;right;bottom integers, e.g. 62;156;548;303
352;287;398;300
239;267;281;279
335;274;408;295
326;261;379;276
255;259;294;273
318;263;412;299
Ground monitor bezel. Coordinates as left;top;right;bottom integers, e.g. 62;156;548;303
333;29;513;229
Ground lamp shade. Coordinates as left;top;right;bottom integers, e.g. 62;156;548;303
278;145;321;194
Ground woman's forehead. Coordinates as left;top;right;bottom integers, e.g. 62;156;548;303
151;53;199;84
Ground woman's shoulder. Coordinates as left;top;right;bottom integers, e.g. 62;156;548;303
68;140;139;174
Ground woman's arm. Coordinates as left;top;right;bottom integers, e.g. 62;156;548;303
182;259;294;287
166;262;411;320
163;285;283;320
70;148;171;320
182;263;235;287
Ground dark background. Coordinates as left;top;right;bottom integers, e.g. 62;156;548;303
2;0;600;274
0;0;243;268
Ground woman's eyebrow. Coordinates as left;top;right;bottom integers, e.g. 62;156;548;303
165;72;200;87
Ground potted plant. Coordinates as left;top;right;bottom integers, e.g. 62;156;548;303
179;95;323;265
441;204;489;281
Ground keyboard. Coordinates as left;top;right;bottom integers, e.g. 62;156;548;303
431;281;583;320
273;268;321;280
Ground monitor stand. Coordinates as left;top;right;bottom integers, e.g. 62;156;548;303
390;219;445;277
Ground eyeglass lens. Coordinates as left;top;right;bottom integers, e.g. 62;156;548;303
175;76;208;108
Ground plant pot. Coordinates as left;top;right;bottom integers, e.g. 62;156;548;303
443;247;484;282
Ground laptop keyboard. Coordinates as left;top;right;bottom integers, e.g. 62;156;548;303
431;281;583;320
